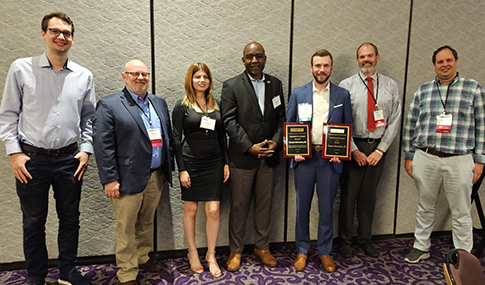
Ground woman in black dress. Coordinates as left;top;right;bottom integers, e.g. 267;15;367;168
172;63;229;277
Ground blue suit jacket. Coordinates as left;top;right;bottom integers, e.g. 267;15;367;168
93;88;173;194
286;81;354;173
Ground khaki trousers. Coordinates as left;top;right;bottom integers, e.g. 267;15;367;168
111;169;164;282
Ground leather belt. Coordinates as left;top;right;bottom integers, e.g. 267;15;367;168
150;167;160;173
354;138;381;144
20;142;77;157
312;145;322;151
418;148;458;158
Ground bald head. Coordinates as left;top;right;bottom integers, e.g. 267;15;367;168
124;60;147;72
243;42;265;56
242;42;266;80
122;60;150;99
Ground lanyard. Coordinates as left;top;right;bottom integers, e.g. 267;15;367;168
359;73;379;108
436;82;451;115
134;98;157;128
196;100;209;117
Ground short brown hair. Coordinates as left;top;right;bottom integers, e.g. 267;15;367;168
432;45;458;64
41;12;74;35
311;49;333;66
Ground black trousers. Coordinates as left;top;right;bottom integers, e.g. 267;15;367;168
339;139;386;244
16;150;82;283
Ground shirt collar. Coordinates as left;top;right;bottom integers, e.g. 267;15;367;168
39;52;71;71
359;71;377;81
435;72;460;86
127;89;149;105
312;80;330;93
247;72;266;83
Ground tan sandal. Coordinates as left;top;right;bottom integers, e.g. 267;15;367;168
187;248;204;274
205;251;222;277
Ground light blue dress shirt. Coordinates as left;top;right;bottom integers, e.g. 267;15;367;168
248;73;266;115
0;53;96;155
128;91;163;169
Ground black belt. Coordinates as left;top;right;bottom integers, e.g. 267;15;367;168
312;145;322;151
20;142;77;156
150;167;160;173
354;138;381;144
418;148;458;158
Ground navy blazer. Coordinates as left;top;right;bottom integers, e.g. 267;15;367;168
93;88;173;194
286;81;354;173
221;72;286;169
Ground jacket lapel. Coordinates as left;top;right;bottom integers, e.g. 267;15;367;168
121;88;149;139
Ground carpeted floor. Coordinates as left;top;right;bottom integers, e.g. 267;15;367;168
2;235;485;284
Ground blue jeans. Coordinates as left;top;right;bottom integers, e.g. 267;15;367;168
16;150;82;283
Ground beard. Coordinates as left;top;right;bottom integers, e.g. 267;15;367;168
312;71;330;85
359;63;376;75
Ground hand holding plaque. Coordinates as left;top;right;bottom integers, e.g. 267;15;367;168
283;122;312;158
322;123;352;160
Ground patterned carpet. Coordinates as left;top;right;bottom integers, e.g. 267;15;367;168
2;235;485;284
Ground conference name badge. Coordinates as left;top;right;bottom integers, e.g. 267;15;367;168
373;110;386;128
272;95;282;109
298;103;312;122
200;116;216;131
436;114;452;133
148;128;162;147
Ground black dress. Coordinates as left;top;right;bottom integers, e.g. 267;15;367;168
172;99;229;201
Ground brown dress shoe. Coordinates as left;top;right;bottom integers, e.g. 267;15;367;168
227;252;242;271
293;254;307;271
254;249;277;267
320;255;336;273
139;258;163;272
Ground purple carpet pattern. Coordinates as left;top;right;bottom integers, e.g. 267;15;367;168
2;235;485;284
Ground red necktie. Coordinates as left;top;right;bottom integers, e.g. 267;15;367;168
366;77;376;132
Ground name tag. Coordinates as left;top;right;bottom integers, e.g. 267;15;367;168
200;116;216;131
437;114;452;133
272;95;282;109
298;103;312;122
373;109;384;121
148;128;162;147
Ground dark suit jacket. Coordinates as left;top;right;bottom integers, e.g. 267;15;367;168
221;72;286;169
93;88;173;194
286;81;354;173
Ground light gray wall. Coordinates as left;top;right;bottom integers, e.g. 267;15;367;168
1;0;485;264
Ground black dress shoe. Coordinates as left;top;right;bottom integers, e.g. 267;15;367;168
358;241;379;258
339;242;354;258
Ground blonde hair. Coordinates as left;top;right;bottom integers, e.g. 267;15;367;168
182;63;219;111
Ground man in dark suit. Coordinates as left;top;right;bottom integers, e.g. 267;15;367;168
93;60;173;285
287;49;353;272
221;42;286;271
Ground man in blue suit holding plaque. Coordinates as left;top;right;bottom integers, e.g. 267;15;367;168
287;49;353;273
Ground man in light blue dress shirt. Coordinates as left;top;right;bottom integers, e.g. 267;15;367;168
0;12;95;285
338;43;401;259
93;60;173;285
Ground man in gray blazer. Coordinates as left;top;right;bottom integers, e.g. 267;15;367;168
221;42;286;271
93;60;173;285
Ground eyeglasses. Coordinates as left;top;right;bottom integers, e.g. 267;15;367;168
48;28;72;39
125;72;150;78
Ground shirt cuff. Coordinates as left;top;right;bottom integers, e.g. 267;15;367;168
79;143;93;155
